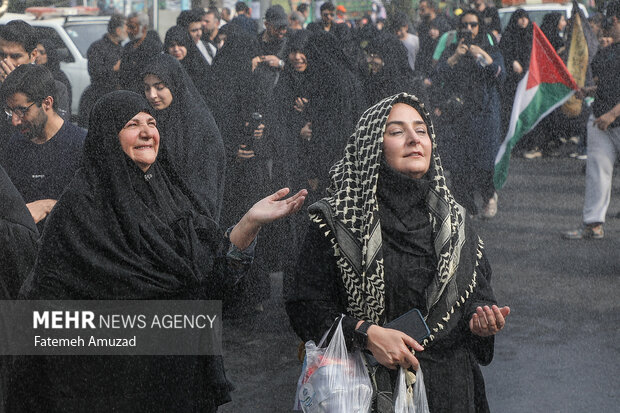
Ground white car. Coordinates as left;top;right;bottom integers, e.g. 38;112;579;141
0;12;109;118
499;3;589;31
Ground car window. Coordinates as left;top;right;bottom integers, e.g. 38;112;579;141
65;23;108;58
34;27;75;63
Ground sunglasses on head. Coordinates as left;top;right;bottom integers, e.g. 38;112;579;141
459;21;479;28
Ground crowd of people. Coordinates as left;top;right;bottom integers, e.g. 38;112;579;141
0;0;618;411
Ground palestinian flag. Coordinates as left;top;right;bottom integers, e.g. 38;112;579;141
494;23;579;189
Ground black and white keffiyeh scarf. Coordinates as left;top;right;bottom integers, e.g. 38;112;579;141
308;93;485;345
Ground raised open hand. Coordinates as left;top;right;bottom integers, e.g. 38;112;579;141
469;305;510;337
229;188;308;250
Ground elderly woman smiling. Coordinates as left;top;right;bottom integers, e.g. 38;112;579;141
11;91;306;412
287;93;509;412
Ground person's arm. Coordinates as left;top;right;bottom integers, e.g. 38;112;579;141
357;320;424;371
477;46;506;85
432;31;452;63
463;247;510;364
593;102;620;131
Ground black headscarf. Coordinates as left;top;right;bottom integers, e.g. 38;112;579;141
437;10;503;111
20;90;221;300
142;53;226;222
298;31;367;188
39;38;72;111
363;33;419;106
11;92;234;413
540;12;565;51
205;23;257;157
163;24;193;53
500;8;533;72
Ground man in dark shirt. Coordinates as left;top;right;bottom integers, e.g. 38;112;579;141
80;14;127;126
563;0;620;240
120;12;163;93
307;2;349;40
253;5;288;119
0;64;86;230
231;1;259;35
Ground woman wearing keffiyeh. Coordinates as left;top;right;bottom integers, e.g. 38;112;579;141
286;93;510;412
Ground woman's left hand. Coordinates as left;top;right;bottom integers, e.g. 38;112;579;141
468;45;493;65
246;187;308;226
469;305;510;337
230;188;308;250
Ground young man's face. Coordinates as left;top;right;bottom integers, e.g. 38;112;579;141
188;22;203;43
396;25;409;40
0;39;36;67
321;9;334;25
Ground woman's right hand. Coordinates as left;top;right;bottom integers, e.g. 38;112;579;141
448;40;468;67
365;324;424;370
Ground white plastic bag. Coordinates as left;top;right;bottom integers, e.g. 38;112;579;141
294;316;373;413
394;366;430;413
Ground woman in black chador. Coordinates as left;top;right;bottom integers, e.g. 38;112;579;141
362;32;419;106
287;93;510;412
433;9;505;218
142;53;226;222
37;38;72;113
7;91;306;412
271;30;365;283
499;8;533;133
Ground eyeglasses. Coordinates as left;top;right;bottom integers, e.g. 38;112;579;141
459;21;479;28
4;101;36;120
322;12;334;17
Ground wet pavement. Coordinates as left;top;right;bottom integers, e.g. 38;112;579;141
219;157;620;413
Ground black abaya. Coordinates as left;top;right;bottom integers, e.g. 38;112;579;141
8;91;241;412
142;53;226;223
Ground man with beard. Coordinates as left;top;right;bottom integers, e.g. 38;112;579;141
202;7;221;49
0;64;85;230
119;12;163;93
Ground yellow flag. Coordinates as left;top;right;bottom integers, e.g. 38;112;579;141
562;12;588;117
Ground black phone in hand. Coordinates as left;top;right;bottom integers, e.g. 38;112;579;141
365;308;430;367
384;308;430;343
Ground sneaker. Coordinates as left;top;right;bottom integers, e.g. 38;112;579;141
481;193;498;219
562;223;604;240
523;149;543;159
